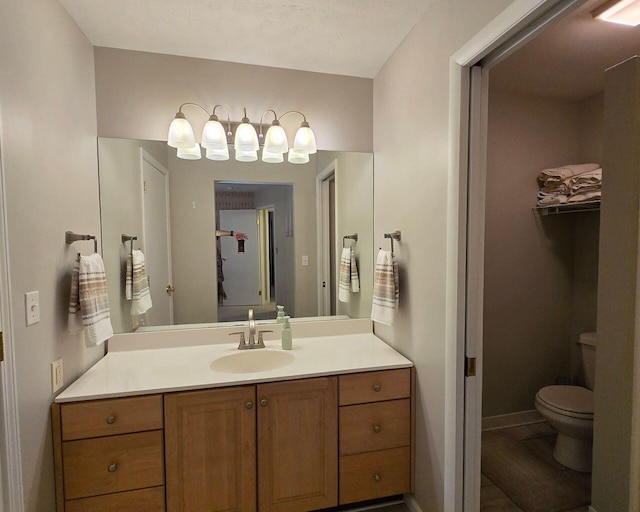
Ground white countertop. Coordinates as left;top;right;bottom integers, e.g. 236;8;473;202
55;332;412;403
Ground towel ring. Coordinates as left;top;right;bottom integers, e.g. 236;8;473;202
342;233;358;248
383;230;401;253
66;231;98;262
122;234;138;257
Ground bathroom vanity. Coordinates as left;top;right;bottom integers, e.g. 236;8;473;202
51;320;414;512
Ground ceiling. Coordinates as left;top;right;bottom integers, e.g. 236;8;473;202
490;0;640;99
58;0;430;78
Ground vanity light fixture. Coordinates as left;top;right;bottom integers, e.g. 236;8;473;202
592;0;640;26
167;103;317;164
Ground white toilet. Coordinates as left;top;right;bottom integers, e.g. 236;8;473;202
534;332;596;473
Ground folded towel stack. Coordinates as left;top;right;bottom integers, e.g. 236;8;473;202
130;249;153;316
68;253;114;347
338;247;360;303
536;163;602;206
371;250;399;326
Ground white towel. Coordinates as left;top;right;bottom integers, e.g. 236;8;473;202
568;190;601;203
67;260;83;334
338;247;360;303
371;250;399;326
77;253;114;347
537;163;600;188
125;255;133;300
131;249;152;316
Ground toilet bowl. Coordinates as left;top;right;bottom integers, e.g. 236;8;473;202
535;385;594;472
534;332;596;473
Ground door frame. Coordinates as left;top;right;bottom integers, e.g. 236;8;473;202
316;161;337;316
139;148;174;325
446;0;586;510
256;205;275;305
0;104;25;511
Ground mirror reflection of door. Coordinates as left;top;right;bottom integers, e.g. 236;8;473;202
141;150;173;326
318;170;337;316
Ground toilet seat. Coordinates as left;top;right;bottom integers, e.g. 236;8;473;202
536;385;594;420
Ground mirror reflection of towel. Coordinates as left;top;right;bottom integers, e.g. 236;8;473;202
339;247;360;303
131;249;152;316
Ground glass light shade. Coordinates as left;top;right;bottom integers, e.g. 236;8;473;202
177;143;202;160
235;149;258;162
201;119;228;150
263;124;289;154
288;148;309;165
167;116;196;148
293;126;317;154
594;0;640;26
206;146;230;161
262;148;284;164
234;122;259;152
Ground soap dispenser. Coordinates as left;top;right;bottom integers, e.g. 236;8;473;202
276;305;285;323
281;316;292;350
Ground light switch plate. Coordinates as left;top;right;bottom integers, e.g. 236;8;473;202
302;255;309;266
51;358;63;393
25;291;40;326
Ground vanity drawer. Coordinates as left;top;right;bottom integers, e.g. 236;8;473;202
61;395;163;440
339;446;410;505
63;430;164;500
339;368;410;405
65;486;166;512
340;399;410;455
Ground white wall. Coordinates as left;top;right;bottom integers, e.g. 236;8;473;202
94;47;373;153
372;1;515;510
0;0;102;510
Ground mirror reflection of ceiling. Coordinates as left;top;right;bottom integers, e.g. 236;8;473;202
57;0;430;78
490;0;640;99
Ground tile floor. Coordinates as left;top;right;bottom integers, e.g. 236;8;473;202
480;422;591;512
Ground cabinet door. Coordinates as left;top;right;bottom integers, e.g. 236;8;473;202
257;377;338;512
165;386;256;512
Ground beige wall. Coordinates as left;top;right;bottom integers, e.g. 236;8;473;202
372;1;514;510
169;153;318;323
98;138;168;333
0;0;101;510
94;47;373;152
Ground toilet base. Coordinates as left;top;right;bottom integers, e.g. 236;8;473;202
553;432;592;473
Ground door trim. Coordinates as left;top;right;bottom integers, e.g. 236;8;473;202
316;161;337;316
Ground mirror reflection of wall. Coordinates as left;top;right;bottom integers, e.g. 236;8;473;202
98;137;374;333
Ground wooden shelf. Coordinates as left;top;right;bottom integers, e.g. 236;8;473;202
533;200;600;216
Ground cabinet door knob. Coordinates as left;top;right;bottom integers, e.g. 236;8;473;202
260;398;268;407
373;473;381;482
245;401;254;409
107;463;118;473
106;415;116;425
373;384;381;392
373;425;382;433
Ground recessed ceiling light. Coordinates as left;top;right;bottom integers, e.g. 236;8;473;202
593;0;640;27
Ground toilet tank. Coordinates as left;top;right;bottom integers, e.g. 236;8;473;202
579;332;597;390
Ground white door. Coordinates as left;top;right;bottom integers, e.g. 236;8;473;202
219;210;260;306
316;163;336;316
141;150;173;326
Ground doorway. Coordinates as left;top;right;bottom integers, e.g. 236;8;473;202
317;162;337;316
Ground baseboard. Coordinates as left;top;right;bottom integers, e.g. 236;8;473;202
482;410;543;431
403;494;424;512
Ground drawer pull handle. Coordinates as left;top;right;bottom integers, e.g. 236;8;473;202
107;463;118;473
260;399;268;407
373;425;382;433
373;473;381;482
373;384;381;392
106;415;116;425
246;401;254;410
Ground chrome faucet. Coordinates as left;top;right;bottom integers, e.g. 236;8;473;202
230;309;272;350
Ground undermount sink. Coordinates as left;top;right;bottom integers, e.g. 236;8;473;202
210;349;295;374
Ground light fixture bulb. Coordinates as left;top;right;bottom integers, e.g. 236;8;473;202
235;149;258;162
234;110;259;152
177;143;202;160
293;122;317;154
263;122;289;154
593;0;640;26
262;148;285;164
206;146;230;161
167;113;196;148
201;117;228;150
288;148;309;165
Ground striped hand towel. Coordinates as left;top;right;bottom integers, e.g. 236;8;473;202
125;255;133;300
131;249;152;316
67;260;83;334
371;250;399;325
338;247;360;303
78;253;114;347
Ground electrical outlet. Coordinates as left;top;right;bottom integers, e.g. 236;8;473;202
25;291;40;326
51;358;63;393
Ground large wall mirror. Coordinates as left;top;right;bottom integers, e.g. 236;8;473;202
98;138;374;333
